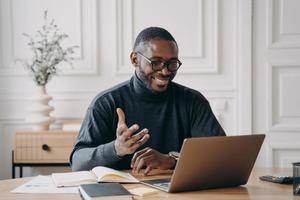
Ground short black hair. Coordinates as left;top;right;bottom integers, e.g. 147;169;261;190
133;27;177;52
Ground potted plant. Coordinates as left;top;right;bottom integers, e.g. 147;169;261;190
18;11;78;130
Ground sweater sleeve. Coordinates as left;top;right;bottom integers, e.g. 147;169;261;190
70;103;121;171
190;94;226;137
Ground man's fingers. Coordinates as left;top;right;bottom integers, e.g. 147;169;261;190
132;149;153;171
116;124;127;136
130;137;151;167
119;124;139;141
144;166;153;176
129;134;150;154
135;155;154;174
116;108;126;126
131;148;150;168
126;128;149;146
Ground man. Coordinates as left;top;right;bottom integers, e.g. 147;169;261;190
70;27;225;175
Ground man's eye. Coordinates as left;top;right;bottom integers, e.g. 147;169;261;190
169;62;180;67
151;60;164;66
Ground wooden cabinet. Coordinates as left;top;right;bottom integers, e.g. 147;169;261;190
12;130;78;178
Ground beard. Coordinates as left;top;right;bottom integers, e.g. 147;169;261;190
136;65;153;91
136;65;175;93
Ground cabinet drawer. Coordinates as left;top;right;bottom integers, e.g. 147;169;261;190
13;131;78;163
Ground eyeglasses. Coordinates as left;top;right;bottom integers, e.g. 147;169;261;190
137;52;182;72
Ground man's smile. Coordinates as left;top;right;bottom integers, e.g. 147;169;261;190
151;75;170;87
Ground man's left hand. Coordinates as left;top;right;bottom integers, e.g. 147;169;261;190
131;147;176;175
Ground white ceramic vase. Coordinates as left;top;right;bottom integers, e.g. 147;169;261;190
26;85;54;131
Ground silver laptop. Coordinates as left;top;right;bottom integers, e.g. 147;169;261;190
141;134;265;193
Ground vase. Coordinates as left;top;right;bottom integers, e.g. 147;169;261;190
26;85;54;131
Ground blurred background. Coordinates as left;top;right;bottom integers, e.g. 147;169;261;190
0;0;299;180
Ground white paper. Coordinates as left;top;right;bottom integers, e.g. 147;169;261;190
11;175;79;194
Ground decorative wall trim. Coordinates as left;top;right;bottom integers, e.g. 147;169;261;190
267;0;300;49
0;0;99;76
115;0;219;75
266;143;300;167
236;0;252;133
267;63;300;132
0;88;236;101
0;90;96;101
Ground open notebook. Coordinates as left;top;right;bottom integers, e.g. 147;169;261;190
52;166;139;187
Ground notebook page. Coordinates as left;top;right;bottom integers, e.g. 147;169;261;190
52;171;97;187
91;166;139;183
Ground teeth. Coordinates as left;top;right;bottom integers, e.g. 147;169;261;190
155;77;169;85
155;76;169;80
157;77;168;80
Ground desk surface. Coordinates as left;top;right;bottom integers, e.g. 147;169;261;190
0;168;297;200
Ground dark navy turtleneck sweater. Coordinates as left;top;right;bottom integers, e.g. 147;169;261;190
70;73;226;171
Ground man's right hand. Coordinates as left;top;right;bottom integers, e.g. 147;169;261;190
114;108;150;157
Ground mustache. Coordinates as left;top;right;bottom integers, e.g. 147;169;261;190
151;74;171;80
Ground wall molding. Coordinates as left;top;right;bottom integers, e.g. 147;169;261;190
267;0;300;49
235;0;252;133
267;63;300;132
115;0;219;75
0;90;96;101
0;0;99;76
0;88;236;101
266;143;300;167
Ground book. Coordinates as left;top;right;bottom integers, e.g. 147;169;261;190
52;166;139;187
79;183;132;200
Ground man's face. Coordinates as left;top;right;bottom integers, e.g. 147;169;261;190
131;40;179;92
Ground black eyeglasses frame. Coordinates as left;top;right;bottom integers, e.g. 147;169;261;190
136;52;182;72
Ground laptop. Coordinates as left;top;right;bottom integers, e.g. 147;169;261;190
141;134;265;193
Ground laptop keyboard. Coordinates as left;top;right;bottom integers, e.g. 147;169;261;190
153;181;170;189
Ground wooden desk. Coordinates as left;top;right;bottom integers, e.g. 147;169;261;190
0;168;297;200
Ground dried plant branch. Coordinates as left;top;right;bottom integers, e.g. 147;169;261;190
18;10;79;86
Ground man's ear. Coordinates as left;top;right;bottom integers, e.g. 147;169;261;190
130;52;139;67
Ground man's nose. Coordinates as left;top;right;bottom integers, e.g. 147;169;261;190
161;66;171;75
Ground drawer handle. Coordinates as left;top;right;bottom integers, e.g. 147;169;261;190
42;144;50;151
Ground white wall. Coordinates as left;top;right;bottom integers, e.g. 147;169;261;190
0;0;251;179
253;0;300;168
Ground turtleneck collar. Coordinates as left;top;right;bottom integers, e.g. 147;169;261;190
131;71;171;102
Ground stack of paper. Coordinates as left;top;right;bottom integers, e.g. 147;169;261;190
11;175;78;194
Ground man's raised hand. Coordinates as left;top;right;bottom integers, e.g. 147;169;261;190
114;108;150;157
